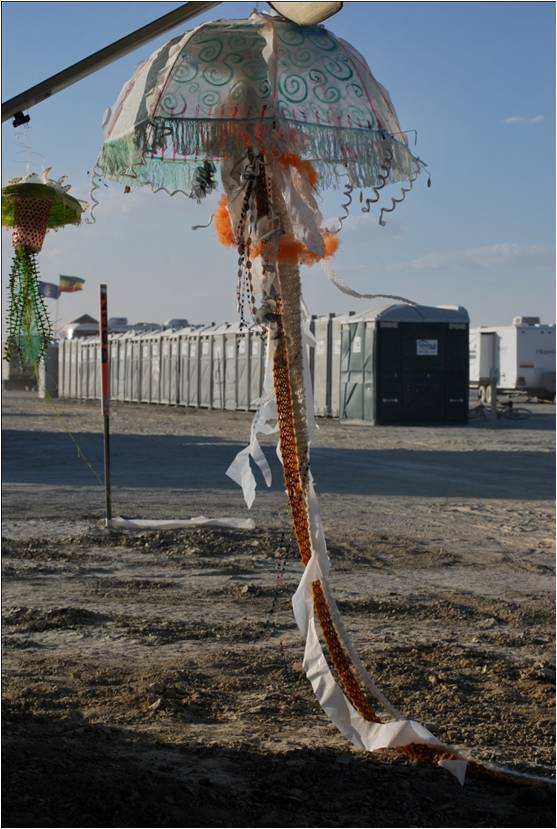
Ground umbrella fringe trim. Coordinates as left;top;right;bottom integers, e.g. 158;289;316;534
99;118;425;192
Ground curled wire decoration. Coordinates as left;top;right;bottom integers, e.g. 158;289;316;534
379;173;416;227
336;174;353;232
191;213;215;231
86;161;105;225
361;148;393;213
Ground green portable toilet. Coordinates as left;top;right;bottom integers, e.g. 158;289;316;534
340;304;469;424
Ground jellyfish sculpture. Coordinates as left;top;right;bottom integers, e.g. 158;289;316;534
2;169;85;365
94;11;541;784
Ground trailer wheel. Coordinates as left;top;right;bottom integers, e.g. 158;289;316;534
479;385;488;404
484;385;493;406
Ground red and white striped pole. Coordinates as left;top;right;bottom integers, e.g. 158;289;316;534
99;284;112;523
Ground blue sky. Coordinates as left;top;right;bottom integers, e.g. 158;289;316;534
2;1;555;329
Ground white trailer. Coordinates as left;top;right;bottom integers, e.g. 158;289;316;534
470;317;555;403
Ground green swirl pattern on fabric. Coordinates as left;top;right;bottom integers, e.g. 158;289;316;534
156;17;380;128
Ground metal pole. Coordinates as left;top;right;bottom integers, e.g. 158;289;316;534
100;284;112;523
2;1;221;123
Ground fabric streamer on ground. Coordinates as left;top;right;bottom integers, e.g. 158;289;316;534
106;517;255;530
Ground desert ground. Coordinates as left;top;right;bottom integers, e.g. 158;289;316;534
2;391;555;827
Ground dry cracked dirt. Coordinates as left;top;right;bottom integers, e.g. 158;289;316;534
2;392;555;827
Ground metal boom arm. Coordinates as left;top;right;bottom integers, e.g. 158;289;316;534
2;1;221;124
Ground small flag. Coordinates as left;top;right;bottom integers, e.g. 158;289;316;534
38;281;61;299
59;275;85;293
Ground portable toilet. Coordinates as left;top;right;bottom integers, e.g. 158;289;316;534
149;332;163;404
211;323;230;409
95;340;102;399
69;338;79;398
168;330;181;405
131;335;142;402
312;313;335;417
330;312;356;417
177;327;192;406
236;327;250;410
38;343;59;398
340;304;469;424
187;327;204;407
84;339;95;399
223;323;241;410
249;326;265;409
58;340;66;397
199;324;218;408
109;335;119;399
160;330;173;405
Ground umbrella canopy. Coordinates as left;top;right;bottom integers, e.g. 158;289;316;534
99;11;423;193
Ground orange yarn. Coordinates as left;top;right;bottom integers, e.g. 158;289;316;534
214;195;235;247
277;152;319;190
250;232;339;266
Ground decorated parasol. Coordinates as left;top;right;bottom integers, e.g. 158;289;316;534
2;169;85;365
94;10;533;784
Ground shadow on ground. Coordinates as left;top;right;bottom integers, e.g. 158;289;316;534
2;429;554;500
2;707;554;828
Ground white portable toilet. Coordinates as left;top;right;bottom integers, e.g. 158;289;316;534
249;326;265;409
211;323;230;409
236;327;250;410
330;312;356;417
149;331;163;404
198;324;219;408
177;327;193;406
312;313;335;417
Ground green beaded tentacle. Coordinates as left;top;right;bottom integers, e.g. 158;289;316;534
4;246;53;366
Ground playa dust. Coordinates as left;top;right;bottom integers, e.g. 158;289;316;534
2;393;555;827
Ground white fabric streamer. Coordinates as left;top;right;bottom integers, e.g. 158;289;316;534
322;259;422;309
106;516;255;530
226;331;277;508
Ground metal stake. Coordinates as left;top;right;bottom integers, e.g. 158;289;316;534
100;284;112;523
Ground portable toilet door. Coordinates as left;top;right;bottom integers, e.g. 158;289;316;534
109;337;119;400
169;332;180;405
62;340;71;398
140;335;151;402
160;333;172;404
123;335;134;401
70;339;80;398
236;328;249;410
340;318;368;422
86;342;95;400
330;313;355;417
199;329;214;408
224;326;239;410
249;328;264;409
58;341;65;397
313;314;333;417
117;335;126;401
189;332;201;407
178;330;190;406
212;325;228;410
131;336;141;402
150;335;162;404
93;340;100;399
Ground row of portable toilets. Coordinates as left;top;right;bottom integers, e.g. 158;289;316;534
57;316;349;417
56;305;470;423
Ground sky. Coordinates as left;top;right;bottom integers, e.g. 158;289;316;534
1;1;555;331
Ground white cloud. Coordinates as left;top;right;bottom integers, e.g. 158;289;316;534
387;243;552;273
502;115;543;125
